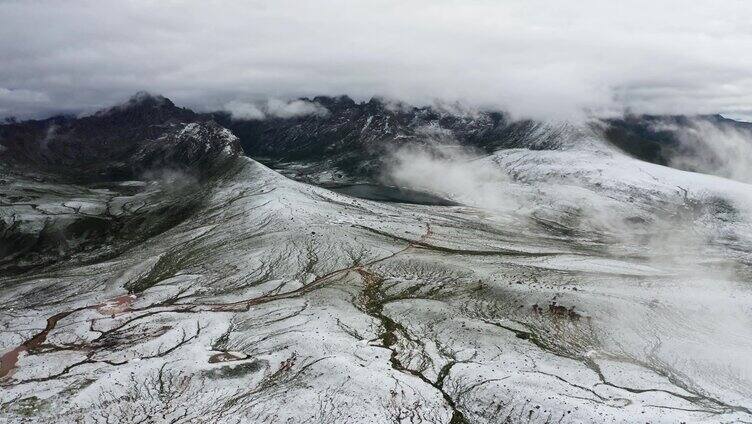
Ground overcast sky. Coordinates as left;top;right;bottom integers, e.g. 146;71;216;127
1;0;752;120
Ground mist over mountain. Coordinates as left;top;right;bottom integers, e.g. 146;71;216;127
7;92;751;185
210;95;752;187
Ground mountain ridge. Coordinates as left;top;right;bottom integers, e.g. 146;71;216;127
3;92;751;185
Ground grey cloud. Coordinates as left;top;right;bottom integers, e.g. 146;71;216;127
1;0;752;120
223;99;329;120
223;101;266;120
0;88;51;118
265;99;329;119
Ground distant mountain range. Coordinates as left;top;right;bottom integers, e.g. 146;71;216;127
2;92;750;184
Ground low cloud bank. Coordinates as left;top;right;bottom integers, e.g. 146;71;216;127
385;146;515;212
223;99;329;121
658;120;752;184
0;88;51;119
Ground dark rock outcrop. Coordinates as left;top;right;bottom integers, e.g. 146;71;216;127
0;93;243;274
0;92;239;183
212;96;563;179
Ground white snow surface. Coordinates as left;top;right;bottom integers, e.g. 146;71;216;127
1;132;752;423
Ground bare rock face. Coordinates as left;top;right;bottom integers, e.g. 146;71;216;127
0;92;240;182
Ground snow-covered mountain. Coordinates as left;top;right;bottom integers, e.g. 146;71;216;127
1;94;752;423
209;96;752;188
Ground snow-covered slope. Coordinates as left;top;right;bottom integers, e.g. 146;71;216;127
2;97;752;423
2;134;752;422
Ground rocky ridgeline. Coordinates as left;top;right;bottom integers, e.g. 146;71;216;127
0;93;240;183
4;92;749;183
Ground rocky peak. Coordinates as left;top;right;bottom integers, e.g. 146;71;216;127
0;94;240;182
310;95;357;111
89;91;195;126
